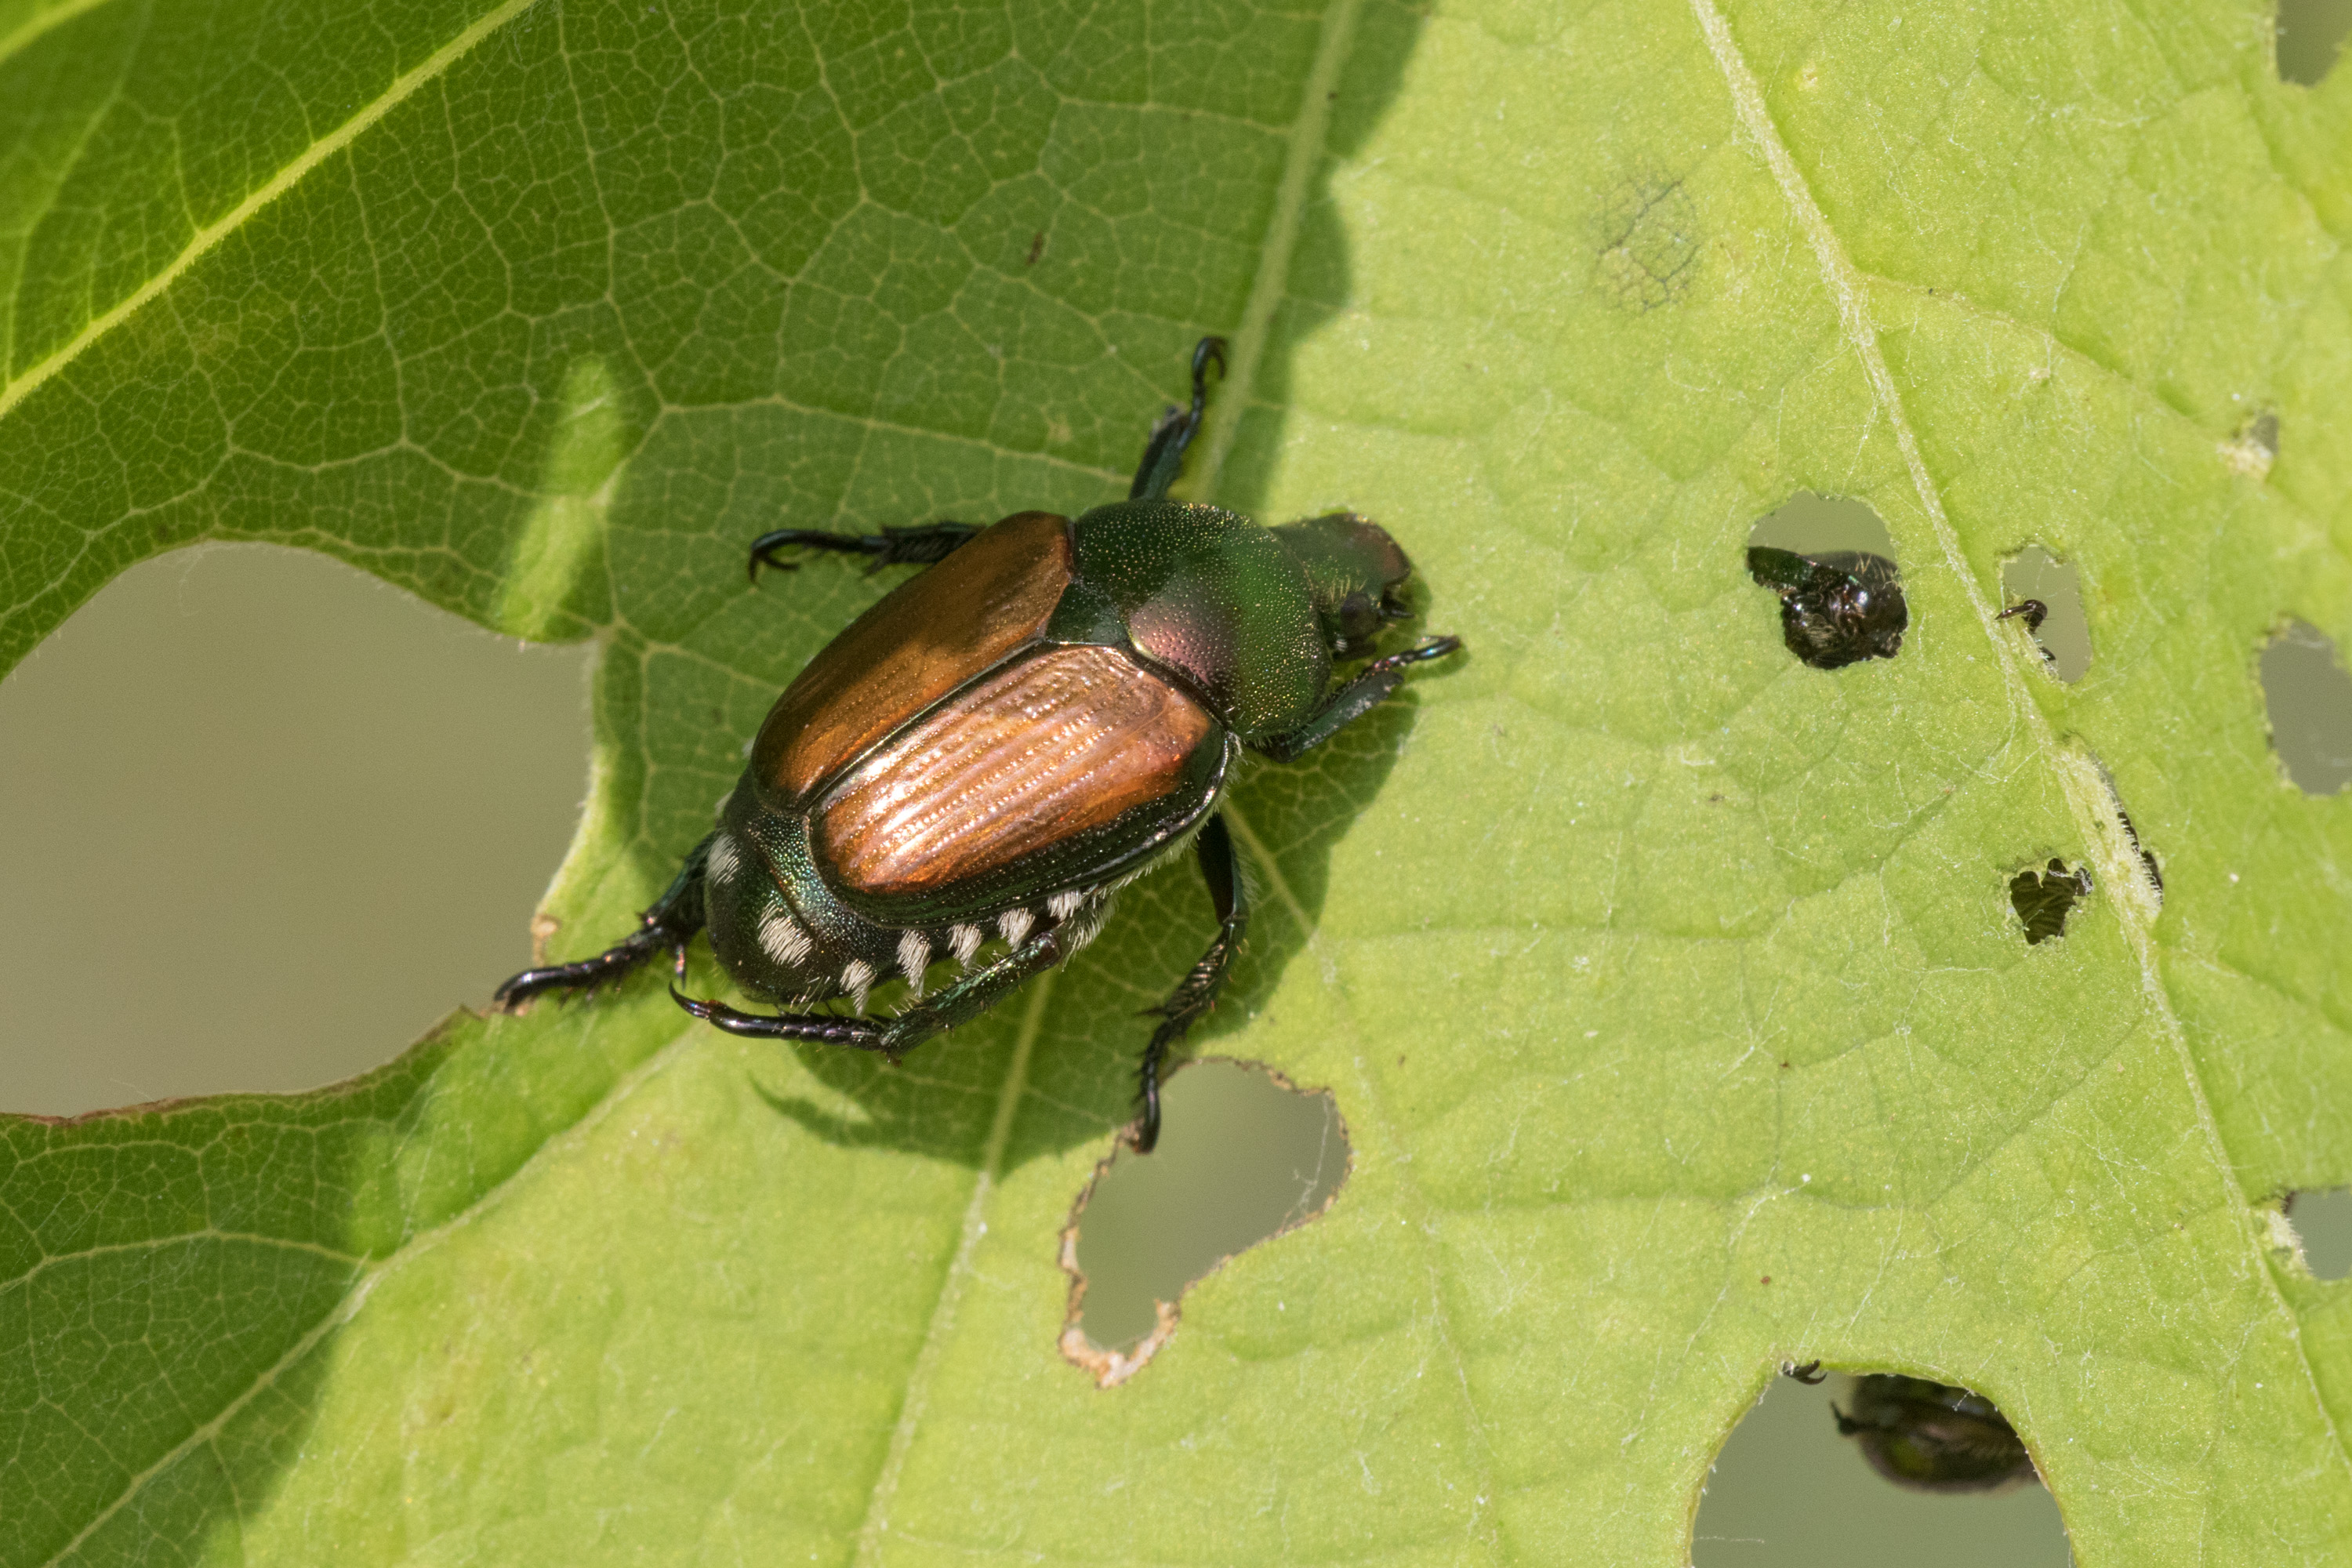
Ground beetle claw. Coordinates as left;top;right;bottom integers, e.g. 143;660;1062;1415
748;547;800;583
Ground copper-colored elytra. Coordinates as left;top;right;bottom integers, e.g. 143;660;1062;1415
818;645;1215;897
757;510;1073;801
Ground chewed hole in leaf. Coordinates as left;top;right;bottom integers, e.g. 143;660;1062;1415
1058;1060;1348;1388
1693;1370;2069;1565
1998;547;2092;682
1744;493;1907;670
2218;409;2281;480
2259;621;2352;795
2010;858;2092;945
0;544;590;1115
2285;1189;2352;1281
2277;0;2352;83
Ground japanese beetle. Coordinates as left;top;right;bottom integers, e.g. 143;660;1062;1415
496;338;1461;1152
1746;546;1907;669
1832;1374;2037;1494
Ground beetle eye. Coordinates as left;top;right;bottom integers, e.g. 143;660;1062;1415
1338;592;1381;642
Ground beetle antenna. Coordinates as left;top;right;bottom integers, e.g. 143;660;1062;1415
1127;336;1229;501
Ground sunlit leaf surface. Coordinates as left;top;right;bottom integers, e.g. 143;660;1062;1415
4;0;2350;1561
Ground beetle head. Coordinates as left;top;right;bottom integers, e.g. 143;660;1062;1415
1272;513;1419;660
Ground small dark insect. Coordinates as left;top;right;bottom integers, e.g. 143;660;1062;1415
1998;597;2049;633
1746;546;1907;669
1784;1359;1828;1385
495;337;1461;1152
1832;1374;2038;1494
1024;230;1046;266
2010;857;2092;944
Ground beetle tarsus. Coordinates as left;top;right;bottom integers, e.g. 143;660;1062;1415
495;926;681;1008
1253;635;1465;764
492;835;712;1011
668;986;897;1049
1786;1359;1828;1385
1127;335;1229;501
747;523;982;581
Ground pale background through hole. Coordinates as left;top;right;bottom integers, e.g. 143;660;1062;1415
0;546;590;1115
1746;491;1896;558
2260;621;2352;796
1069;1060;1348;1352
2278;0;2352;82
2288;1190;2352;1280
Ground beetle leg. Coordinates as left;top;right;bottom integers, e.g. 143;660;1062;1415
673;924;1070;1054
746;523;982;582
1130;815;1250;1155
1252;636;1465;764
493;833;713;1008
668;989;895;1050
1127;336;1227;501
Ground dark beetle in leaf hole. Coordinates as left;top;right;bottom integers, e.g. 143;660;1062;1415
1746;546;1907;669
1832;1374;2038;1494
496;339;1461;1152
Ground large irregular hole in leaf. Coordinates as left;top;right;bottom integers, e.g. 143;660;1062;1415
2285;1190;2352;1281
2009;858;2092;945
2277;0;2352;83
0;545;591;1114
1998;546;2092;682
1693;1371;2070;1566
2259;621;2352;795
1744;492;1908;670
1058;1060;1348;1387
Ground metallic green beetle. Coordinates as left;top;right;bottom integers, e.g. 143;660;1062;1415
496;339;1461;1151
1832;1374;2037;1493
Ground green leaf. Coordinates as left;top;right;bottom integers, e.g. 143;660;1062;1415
5;0;2351;1561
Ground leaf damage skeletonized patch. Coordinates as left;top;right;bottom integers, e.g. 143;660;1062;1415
1594;176;1701;311
1058;1060;1349;1388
